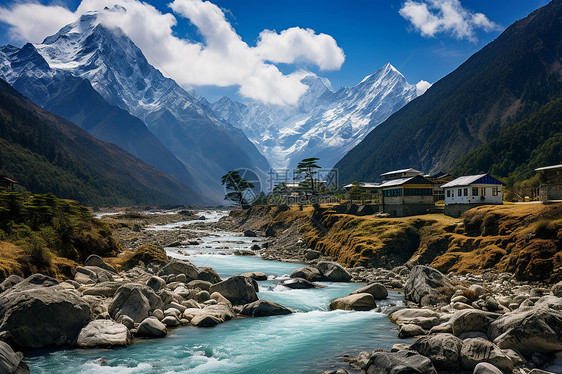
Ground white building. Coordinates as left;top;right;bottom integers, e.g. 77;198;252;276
441;174;504;217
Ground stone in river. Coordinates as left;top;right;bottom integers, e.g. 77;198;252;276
76;320;131;347
330;293;376;311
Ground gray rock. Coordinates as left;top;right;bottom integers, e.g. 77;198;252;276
74;266;114;284
473;362;503;374
197;267;222;284
209;276;258;305
351;283;388;300
0;341;28;374
76;320;130;347
195;290;211;303
449;309;500;336
191;314;222;327
404;266;452;306
146;276;166;292
410;333;463;371
330;293;377;311
317;261;352;282
0;275;91;348
187;280;212;291
459;331;489;340
82;282;124;297
0;275;23;294
243;230;257;237
487;305;562;355
304;250;321;261
280;278;323;289
161;316;180;327
365;350;437;374
389;308;441;325
551;282;562;297
84;255;117;274
290;267;324;282
158;260;199;281
398;324;426;338
109;284;163;323
210;292;232;307
152;309;164;320
117;315;135;330
239;300;292;317
137;317;167;337
240;272;267;281
460;338;513;371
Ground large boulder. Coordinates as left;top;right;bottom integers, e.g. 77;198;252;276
240;272;267;281
290;267;324;282
197;267;222;284
551;282;562;297
316;262;352;282
0;275;91;348
76;320;131;347
448;309;500;336
473;363;503;374
410;333;463;371
403;266;452;306
351;283;388;300
0;341;28;374
84;255;117;274
0;275;23;293
158;260;199;281
365;350;437;374
239;300;292;317
460;338;513;371
137;317;167;337
109;284;163;323
330;293;376;311
280;278;323;289
209;276;258;305
191;314;222;327
146;276;166;292
74;266;114;284
389;308;441;325
487;306;562;355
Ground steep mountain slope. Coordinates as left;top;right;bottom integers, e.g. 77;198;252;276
211;63;422;169
0;43;198;189
33;11;270;201
335;0;562;183
454;98;562;184
0;78;206;206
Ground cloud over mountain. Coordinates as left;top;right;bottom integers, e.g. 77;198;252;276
0;0;345;105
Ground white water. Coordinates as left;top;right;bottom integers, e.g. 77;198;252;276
26;211;408;373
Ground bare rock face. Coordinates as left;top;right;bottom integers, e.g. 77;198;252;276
0;274;91;348
317;262;352;282
330;293;377;311
239;300;292;317
0;341;29;373
77;320;131;347
403;266;452;306
487;305;562;355
410;333;463;372
109;284;163;323
208;276;258;305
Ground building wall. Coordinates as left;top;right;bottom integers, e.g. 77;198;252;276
444;184;503;205
384;204;434;217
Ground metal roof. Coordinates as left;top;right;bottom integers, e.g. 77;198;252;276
535;164;562;171
343;182;380;188
378;177;415;188
441;174;503;188
380;168;422;177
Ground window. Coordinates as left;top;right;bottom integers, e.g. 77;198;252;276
472;187;478;196
492;187;499;196
404;188;432;196
384;188;402;197
458;189;462;197
447;190;451;197
481;188;486;196
463;188;468;196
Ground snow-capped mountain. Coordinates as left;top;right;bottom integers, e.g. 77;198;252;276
30;10;269;201
211;63;426;169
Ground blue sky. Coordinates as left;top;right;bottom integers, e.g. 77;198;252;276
0;0;550;103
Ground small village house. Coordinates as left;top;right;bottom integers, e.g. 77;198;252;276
535;164;562;202
425;172;455;202
342;182;380;193
378;170;434;217
0;176;18;191
441;174;504;217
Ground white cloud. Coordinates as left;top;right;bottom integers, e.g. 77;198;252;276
0;0;345;105
415;80;431;95
399;0;500;42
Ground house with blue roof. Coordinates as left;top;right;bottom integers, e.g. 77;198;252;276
441;174;504;217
